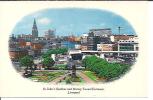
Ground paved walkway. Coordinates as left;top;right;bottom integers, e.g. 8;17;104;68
50;71;95;84
51;72;70;84
51;75;66;84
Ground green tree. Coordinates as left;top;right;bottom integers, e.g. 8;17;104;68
42;57;55;70
19;55;34;69
45;48;68;55
42;52;50;58
82;55;130;81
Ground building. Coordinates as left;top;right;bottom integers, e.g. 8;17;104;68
81;45;88;51
74;37;81;42
9;41;18;48
75;44;81;50
32;42;43;50
97;44;113;51
110;34;135;42
28;49;34;56
117;38;138;61
32;19;38;39
118;38;138;51
44;29;55;40
87;36;94;50
87;36;101;50
89;28;112;37
67;35;75;42
9;48;28;60
81;34;88;44
84;28;112;51
18;34;33;41
55;54;68;64
26;42;33;47
18;39;26;48
112;43;118;51
31;42;43;56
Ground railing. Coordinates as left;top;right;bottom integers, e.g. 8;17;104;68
81;50;139;53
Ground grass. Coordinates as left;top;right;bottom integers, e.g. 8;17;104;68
71;77;82;82
29;71;64;82
54;64;67;70
79;77;85;84
63;75;85;84
84;71;98;81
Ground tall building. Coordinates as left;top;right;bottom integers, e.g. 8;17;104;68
87;36;101;50
86;28;112;50
32;19;38;38
44;29;55;40
81;34;88;44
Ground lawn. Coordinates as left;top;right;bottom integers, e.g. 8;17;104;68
29;71;65;82
54;64;67;70
84;71;98;81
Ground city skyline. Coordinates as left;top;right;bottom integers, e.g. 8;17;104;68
12;8;136;37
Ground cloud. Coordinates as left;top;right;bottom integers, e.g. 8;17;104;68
38;17;52;25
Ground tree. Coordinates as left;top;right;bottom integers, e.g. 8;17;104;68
45;48;68;55
42;57;55;70
19;55;34;69
19;55;34;77
42;52;50;58
82;55;130;81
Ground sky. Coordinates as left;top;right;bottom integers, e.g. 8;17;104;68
12;8;136;37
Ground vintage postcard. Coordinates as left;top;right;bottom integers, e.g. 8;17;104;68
0;1;148;97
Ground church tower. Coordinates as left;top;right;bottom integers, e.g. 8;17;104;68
32;19;38;38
